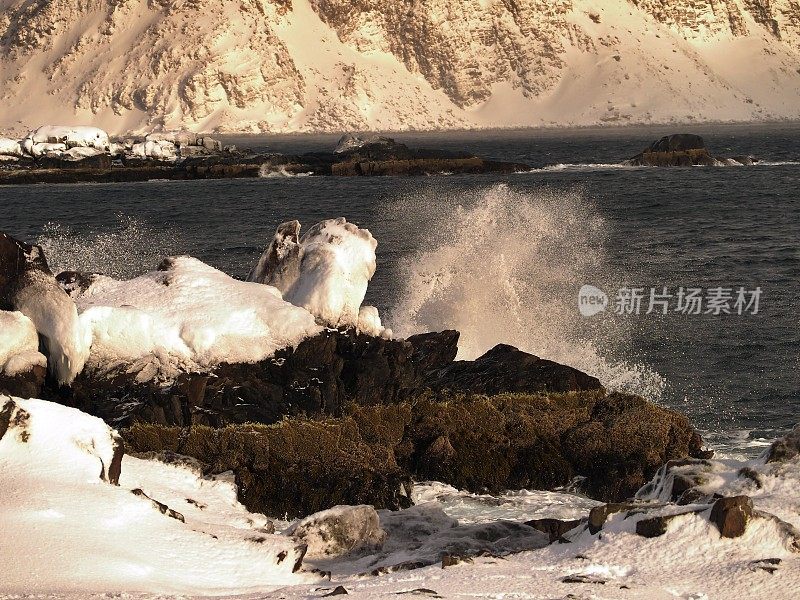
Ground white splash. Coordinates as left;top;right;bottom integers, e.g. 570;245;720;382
387;183;665;398
38;216;182;279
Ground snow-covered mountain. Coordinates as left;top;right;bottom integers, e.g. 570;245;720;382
1;0;799;135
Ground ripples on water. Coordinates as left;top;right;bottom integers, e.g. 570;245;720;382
2;123;798;454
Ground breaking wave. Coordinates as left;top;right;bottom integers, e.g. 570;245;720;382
386;183;665;399
38;216;183;279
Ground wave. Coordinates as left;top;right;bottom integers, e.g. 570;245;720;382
386;183;665;399
528;163;651;173
258;164;312;178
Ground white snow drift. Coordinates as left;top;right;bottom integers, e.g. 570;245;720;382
0;396;312;594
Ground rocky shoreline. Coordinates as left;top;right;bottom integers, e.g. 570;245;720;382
0;223;708;517
0;131;528;184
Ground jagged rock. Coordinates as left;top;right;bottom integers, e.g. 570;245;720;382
322;586;349;597
524;518;583;542
562;393;704;501
710;495;753;538
749;558;781;574
406;330;460;374
428;344;603;395
288;505;387;558
765;423;800;463
0;364;46;399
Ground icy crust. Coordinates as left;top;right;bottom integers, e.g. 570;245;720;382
0;397;312;594
73;256;321;380
0;311;46;376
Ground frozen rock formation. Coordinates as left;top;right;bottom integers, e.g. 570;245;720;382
0;1;799;134
0;233;89;385
249;218;378;330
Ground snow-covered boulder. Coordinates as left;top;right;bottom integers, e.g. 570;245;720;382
73;256;321;380
146;130;199;147
0;311;47;377
288;504;387;558
0;233;89;385
25;125;109;150
0;138;23;157
60;146;106;161
248;218;378;329
28;142;67;158
130;139;177;160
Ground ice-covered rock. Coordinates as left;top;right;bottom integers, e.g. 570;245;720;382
28;142;68;158
249;218;378;329
288;505;387;559
333;133;395;154
73;256;321;379
0;311;47;377
130;139;178;160
25;125;109;150
0;396;123;484
0;233;89;385
0;138;23;157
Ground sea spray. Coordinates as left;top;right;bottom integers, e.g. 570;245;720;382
38;216;183;279
386;182;665;399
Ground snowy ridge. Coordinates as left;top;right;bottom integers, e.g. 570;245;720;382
1;0;799;135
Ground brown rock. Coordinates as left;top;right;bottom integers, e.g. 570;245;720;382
524;518;583;542
710;496;753;538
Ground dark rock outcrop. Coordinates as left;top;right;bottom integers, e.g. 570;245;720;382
428;343;603;395
627;133;757;167
123;390;704;515
0;364;46;399
0;137;530;185
62;330;600;429
524;517;583;542
765;423;800;463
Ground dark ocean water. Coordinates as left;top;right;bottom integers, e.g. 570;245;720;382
1;123;798;454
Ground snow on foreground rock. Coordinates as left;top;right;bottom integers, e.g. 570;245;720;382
0;311;46;376
248;218;390;336
0;396;313;594
71;256;321;380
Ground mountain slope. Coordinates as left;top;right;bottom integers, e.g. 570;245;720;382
0;0;798;135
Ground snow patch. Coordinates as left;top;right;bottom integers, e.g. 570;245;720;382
0;311;46;377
